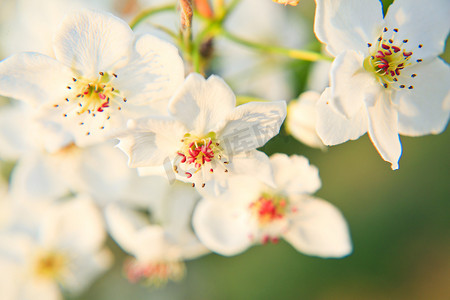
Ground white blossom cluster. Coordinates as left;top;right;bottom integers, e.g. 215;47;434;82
0;0;448;298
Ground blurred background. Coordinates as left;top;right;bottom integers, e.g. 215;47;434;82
1;0;449;299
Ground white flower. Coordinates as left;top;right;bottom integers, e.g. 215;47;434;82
314;0;450;169
193;154;352;258
105;181;208;286
0;196;112;300
0;103;141;205
214;0;309;101
0;0;116;57
286;91;326;149
118;73;287;193
0;9;184;146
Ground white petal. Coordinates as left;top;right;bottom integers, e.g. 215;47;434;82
367;93;402;170
0;104;34;160
0;53;72;106
270;154;321;195
114;34;185;105
384;0;450;60
283;197;352;258
330;50;379;118
192;198;252;256
219;100;287;154
73;142;132;205
314;0;383;56
229;150;276;188
21;280;62;300
316;88;368;145
53;10;134;77
63;248;113;295
9;152;69;201
286;91;325;149
40;196;106;253
104;204;146;255
168;74;236;133
396;58;450;136
117;117;187;167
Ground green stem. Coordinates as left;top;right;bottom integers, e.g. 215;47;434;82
221;30;333;62
129;4;176;29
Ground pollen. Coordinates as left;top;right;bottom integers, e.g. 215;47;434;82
33;250;68;281
250;194;289;226
174;132;229;182
61;71;125;122
124;258;185;287
363;27;422;90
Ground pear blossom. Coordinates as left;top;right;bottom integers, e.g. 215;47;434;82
105;181;208;286
214;0;309;101
118;73;286;193
0;0;117;57
314;0;450;169
0;103;144;206
286;91;326;149
0;9;184;146
193;154;352;257
0;195;112;300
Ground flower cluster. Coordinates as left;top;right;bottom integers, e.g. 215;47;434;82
0;0;447;298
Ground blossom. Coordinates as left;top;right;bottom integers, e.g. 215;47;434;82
314;0;450;169
118;73;286;194
214;0;309;101
0;103;145;206
0;9;184;146
105;181;208;286
286;91;326;149
193;154;352;257
0;196;112;300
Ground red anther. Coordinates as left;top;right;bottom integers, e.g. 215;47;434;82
98;93;106;100
185;172;192;178
84;90;89;95
390;70;395;77
392;46;401;53
379;58;389;65
384;50;392;56
101;101;110;107
403;51;412;57
381;44;390;50
210;168;214;173
97;107;104;112
375;51;385;58
189;142;195;148
262;235;270;245
395;69;400;76
398;63;404;68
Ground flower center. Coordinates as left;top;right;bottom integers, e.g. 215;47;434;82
364;27;422;89
173;132;229;187
250;194;289;226
124;258;185;287
55;71;128;136
33;250;68;281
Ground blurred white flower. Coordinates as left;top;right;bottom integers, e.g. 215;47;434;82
214;0;309;101
0;0;117;57
0;195;112;300
286;91;326;149
0;103;141;206
193;154;352;258
0;10;184;146
118;73;286;194
105;180;208;286
314;0;450;169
